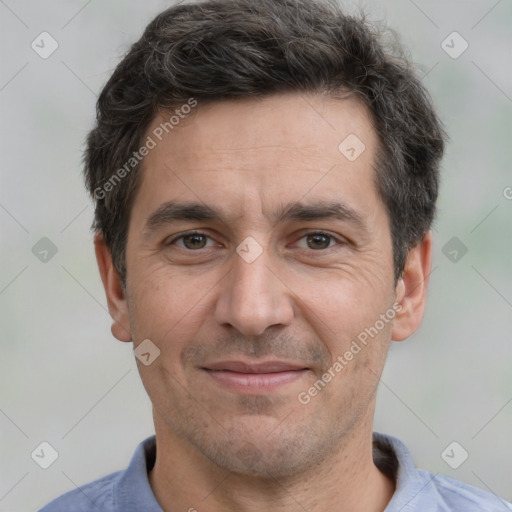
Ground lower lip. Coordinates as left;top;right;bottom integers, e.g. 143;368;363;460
203;369;308;392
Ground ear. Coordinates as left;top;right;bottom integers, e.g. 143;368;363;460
94;232;132;342
391;232;432;342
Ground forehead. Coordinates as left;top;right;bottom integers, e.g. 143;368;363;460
133;93;381;224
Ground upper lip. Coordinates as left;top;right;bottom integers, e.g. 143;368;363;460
203;361;308;373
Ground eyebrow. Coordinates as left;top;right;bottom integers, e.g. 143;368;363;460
143;199;367;235
272;201;366;230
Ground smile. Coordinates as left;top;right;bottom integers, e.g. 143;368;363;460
202;361;310;392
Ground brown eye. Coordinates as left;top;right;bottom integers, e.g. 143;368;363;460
181;234;208;249
166;231;215;250
306;233;332;250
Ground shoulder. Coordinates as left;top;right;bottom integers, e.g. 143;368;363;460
38;470;121;512
419;469;512;511
373;433;512;511
38;436;158;512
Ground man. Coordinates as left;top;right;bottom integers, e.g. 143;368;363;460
40;0;511;510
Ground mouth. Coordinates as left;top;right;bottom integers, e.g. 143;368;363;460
201;361;310;393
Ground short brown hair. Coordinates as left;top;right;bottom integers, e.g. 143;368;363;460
84;0;445;284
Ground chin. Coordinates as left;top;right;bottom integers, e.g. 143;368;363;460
193;420;327;479
210;441;307;478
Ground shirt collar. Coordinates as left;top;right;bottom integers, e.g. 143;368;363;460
115;435;163;512
374;432;439;511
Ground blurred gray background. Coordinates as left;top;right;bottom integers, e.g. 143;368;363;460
1;0;511;510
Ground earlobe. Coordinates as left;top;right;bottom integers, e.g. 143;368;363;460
391;232;433;342
94;233;132;342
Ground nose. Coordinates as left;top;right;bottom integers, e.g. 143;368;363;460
214;246;294;336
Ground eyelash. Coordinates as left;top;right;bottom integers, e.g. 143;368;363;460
165;230;344;251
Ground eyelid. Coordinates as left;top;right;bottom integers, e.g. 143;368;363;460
292;230;346;248
163;229;347;250
164;230;215;247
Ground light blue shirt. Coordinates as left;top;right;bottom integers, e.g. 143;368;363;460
39;433;511;511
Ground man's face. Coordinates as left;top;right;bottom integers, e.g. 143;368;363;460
122;93;400;477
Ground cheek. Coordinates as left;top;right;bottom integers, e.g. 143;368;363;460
290;263;393;348
127;265;210;349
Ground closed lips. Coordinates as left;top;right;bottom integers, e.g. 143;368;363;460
203;361;308;373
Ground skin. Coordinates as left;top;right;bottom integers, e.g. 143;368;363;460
95;93;432;512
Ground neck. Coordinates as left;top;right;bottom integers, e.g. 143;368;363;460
148;410;395;512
